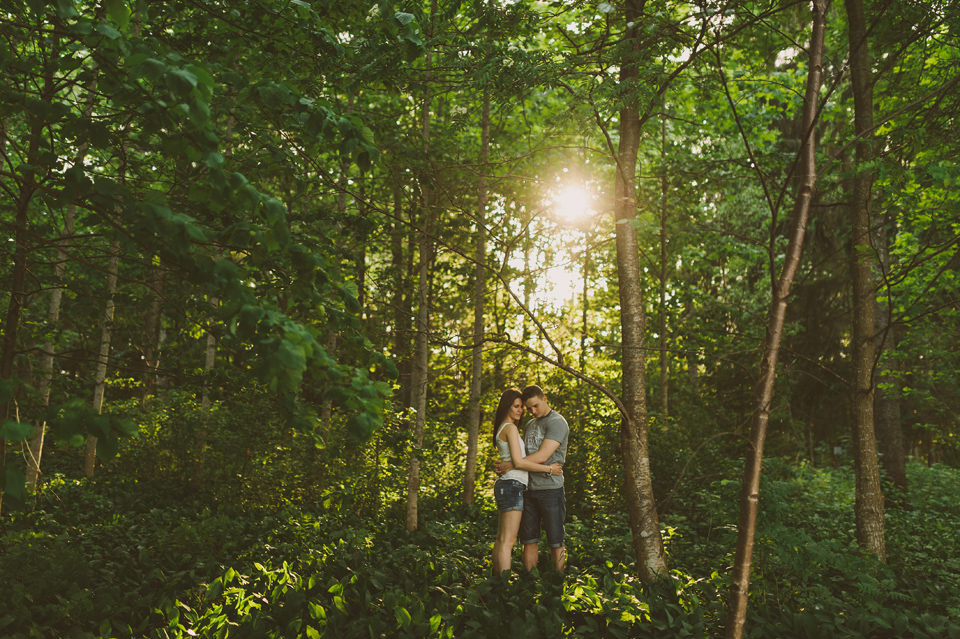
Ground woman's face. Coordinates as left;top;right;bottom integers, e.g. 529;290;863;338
508;397;525;422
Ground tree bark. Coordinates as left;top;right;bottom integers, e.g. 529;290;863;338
84;238;121;478
725;2;828;637
405;0;437;532
140;260;165;408
874;315;905;489
391;181;413;409
1;40;57;509
614;0;668;583
845;0;886;560
872;159;906;490
28;51;100;487
658;105;669;417
463;90;490;505
27;207;75;490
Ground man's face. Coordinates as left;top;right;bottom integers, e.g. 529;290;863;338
524;395;549;419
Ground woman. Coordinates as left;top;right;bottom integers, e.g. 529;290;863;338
491;387;562;575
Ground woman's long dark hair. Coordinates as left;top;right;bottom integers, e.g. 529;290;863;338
492;388;523;447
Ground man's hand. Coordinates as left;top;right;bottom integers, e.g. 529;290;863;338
494;460;514;476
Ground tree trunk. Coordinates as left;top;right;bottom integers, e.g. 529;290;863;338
658;105;669;417
578;240;590;432
725;3;828;637
405;0;436;532
873;198;906;490
845;0;886;560
875;320;905;489
141;260;165;408
84;238;121;478
1;49;55;510
200;298;218;413
27;207;75;490
614;0;667;583
29;53;99;488
391;181;413;409
463;90;490;505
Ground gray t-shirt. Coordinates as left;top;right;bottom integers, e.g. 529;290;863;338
523;409;569;491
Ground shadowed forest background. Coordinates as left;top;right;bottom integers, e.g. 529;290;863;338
1;0;959;637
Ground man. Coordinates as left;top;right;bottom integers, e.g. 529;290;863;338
495;384;569;572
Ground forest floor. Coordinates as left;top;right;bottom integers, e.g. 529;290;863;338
2;462;959;638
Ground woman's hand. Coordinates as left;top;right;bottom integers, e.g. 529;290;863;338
549;463;563;476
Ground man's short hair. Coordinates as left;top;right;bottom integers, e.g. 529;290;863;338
521;385;545;402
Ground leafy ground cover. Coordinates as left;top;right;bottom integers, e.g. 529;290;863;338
2;462;958;638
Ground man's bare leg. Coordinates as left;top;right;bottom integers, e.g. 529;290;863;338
550;545;566;572
522;543;539;571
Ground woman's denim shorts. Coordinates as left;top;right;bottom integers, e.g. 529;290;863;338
494;478;525;512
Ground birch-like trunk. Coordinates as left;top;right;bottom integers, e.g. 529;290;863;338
140;260;165;409
845;0;886;560
405;0;436;532
725;3;828;637
658;106;669;417
390;181;413;409
28;55;100;487
27;207;75;490
614;0;667;583
463;90;490;505
84;239;121;478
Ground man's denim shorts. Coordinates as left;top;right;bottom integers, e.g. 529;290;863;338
494;478;525;512
519;487;566;548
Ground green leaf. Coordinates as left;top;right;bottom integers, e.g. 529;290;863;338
96;21;122;40
2;466;27;506
394;606;412;628
105;0;130;29
55;0;78;19
1;419;33;442
395;12;415;25
205;579;223;601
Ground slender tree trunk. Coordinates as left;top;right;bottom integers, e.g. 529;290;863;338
846;0;886;560
2;42;58;509
406;0;436;532
614;0;667;583
578;239;590;431
725;3;828;637
0;123;42;512
875;318;905;488
391;181;413;409
141;260;165;408
27;207;75;490
684;300;699;395
873;187;906;490
28;53;100;487
84;239;121;478
200;297;218;414
658;106;669;417
463;90;490;505
522;227;532;367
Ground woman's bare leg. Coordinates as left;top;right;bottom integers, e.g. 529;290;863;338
493;510;522;575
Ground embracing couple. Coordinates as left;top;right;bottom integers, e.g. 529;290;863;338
491;384;568;577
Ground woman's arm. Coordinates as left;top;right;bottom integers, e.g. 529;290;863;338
503;424;557;474
495;436;563;473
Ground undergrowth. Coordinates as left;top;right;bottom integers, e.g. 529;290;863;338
1;462;958;638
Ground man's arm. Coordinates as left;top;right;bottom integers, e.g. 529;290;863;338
495;437;561;473
524;438;561;464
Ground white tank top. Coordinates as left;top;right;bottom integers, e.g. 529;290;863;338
495;422;528;485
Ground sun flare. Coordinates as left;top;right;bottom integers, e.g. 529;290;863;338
551;184;594;224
